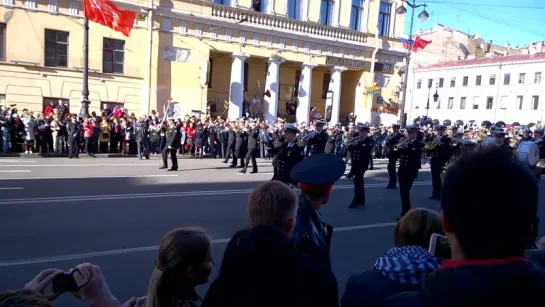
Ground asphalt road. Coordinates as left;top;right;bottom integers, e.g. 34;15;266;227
0;155;543;306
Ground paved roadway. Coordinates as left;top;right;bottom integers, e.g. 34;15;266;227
0;155;543;306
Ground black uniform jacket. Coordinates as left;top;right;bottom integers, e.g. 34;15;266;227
348;136;375;173
165;126;181;149
247;127;259;149
430;135;452;165
308;130;329;154
269;141;304;185
398;140;424;173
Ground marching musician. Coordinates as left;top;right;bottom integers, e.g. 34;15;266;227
345;125;357;179
523;128;534;141
269;124;305;186
159;119;180;171
271;119;286;178
290;153;346;264
384;124;403;189
397;125;424;219
495;129;513;152
307;120;329;155
451;131;464;158
428;125;452;201
241;119;259;174
223;122;236;165
348;123;375;208
230;120;247;168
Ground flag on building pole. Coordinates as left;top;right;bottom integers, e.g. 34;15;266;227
83;0;136;37
411;35;432;53
400;37;413;50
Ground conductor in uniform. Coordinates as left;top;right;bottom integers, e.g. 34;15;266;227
290;153;346;265
397;125;424;219
385;124;403;189
429;125;452;201
159;119;180;171
347;124;375;208
307;121;329;155
241;119;259;174
269;124;305;186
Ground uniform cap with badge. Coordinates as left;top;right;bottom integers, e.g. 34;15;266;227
290;153;346;195
284;123;299;134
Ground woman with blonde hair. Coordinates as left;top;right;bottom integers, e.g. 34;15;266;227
127;227;214;307
341;208;443;307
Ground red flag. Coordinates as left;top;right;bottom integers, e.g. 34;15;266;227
411;35;431;53
84;0;136;37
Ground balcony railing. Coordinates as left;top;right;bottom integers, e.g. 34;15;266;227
210;4;367;44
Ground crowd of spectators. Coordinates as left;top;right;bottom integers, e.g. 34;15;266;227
2;147;545;307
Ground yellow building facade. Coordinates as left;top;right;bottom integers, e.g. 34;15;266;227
0;0;406;124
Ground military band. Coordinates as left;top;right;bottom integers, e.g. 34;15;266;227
397;125;424;218
383;124;403;189
427;125;452;201
347;124;375;208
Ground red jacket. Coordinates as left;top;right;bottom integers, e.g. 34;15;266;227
44;105;54;117
83;122;95;138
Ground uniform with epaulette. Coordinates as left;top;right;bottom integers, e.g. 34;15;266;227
307;121;329;155
397;125;424;218
269;124;305;186
241;121;260;174
160;120;180;171
385;124;403;189
348;124;375;208
290;153;346;265
429;125;452;201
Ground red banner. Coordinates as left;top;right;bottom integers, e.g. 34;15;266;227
371;105;399;115
84;0;135;37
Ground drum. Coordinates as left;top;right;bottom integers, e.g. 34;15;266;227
516;141;539;166
482;136;496;146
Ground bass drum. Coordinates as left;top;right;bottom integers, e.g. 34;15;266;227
516;141;539;166
482;136;496;146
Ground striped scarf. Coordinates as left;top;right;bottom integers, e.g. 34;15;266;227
374;246;441;285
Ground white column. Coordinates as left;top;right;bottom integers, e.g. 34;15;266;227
296;63;317;125
328;66;347;126
228;53;249;120
264;57;285;123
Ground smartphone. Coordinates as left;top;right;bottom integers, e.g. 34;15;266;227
428;233;451;259
52;270;79;293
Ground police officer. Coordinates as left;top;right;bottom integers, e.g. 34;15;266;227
159;119;180;171
348;124;375;208
135;119;150;160
429;125;452;200
385;124;403;189
269;124;304;186
241;119;259;174
397;125;424;218
290;153;346;264
307;121;328;155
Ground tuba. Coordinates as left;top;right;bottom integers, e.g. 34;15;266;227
424;136;439;153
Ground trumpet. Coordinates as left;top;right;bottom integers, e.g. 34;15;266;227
346;135;361;145
393;138;409;151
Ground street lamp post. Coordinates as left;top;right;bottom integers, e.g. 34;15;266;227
397;0;429;128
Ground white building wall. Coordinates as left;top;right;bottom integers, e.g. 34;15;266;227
407;58;545;126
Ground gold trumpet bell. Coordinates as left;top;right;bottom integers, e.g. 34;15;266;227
536;159;545;169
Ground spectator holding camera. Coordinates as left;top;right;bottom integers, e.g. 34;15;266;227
385;148;545;307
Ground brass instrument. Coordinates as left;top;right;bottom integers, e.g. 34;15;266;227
424;136;439;153
300;131;316;142
392;138;409;151
381;132;397;147
346;135;361;146
536;159;545;169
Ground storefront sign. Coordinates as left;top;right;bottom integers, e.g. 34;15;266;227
371;104;399;115
326;56;395;74
164;47;191;63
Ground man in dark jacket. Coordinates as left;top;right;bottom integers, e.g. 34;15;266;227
202;181;338;307
384;147;545;307
135;120;150;160
66;115;80;159
159;119;180;171
223;124;236;165
241;119;259;174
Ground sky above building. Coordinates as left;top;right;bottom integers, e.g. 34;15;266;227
406;0;545;47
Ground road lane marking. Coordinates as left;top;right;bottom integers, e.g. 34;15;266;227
0;170;31;173
0;222;396;267
0;174;178;181
0;187;24;190
0;164;159;167
0;160;36;163
0;181;432;204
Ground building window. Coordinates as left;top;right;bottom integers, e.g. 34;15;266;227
3;0;14;6
244;62;249;92
44;29;68;67
427;79;433;88
48;0;58;12
517;96;523;110
0;23;5;60
535;72;542;84
489;74;496;85
518;73;525;84
476;75;481;86
208;58;213;88
322;73;331;99
450;77;455;87
378;2;391;37
68;2;78;15
438;78;444;88
24;0;36;9
486;97;493;109
462;76;468;86
447;97;453;109
532;96;539;110
503;73;510;85
416;79;421;89
43;97;69;113
319;0;334;25
287;0;301;19
161;18;170;31
472;96;479;109
102;38;125;74
500;96;508;110
460;97;466;109
350;0;364;31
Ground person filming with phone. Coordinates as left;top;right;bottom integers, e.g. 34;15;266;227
385;147;545;307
